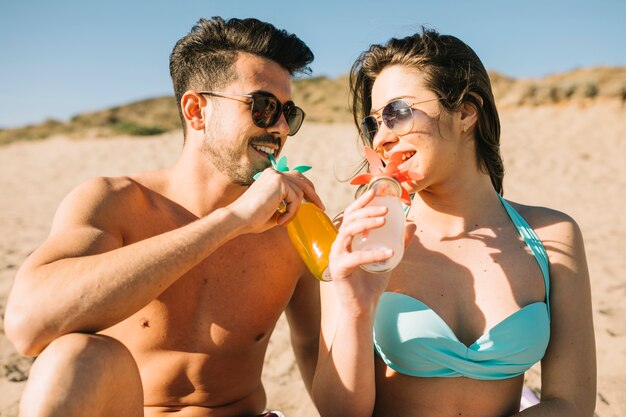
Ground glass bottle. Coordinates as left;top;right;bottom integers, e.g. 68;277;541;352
351;176;405;273
287;202;337;281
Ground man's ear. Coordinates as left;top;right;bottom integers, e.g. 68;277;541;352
181;91;206;131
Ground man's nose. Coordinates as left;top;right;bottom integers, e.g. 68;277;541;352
269;111;290;138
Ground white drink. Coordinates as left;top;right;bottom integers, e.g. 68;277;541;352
351;177;405;273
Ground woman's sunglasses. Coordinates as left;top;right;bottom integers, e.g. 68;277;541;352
361;98;439;141
199;91;305;136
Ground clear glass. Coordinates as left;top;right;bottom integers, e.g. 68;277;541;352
287;202;338;281
351;176;405;273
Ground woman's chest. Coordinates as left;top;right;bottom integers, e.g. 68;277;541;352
385;232;546;345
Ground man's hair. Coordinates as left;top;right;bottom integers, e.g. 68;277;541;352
350;27;504;194
169;16;314;133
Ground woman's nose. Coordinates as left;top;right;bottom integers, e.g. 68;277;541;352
372;124;399;157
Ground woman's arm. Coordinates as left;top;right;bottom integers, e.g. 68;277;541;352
312;190;395;417
515;209;596;416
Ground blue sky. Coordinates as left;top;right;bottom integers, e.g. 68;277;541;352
1;0;625;128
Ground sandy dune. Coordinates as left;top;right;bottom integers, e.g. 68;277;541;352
1;101;624;416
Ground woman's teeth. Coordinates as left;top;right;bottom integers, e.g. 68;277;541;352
400;151;415;161
252;144;275;155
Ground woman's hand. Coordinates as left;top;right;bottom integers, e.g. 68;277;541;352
328;189;395;315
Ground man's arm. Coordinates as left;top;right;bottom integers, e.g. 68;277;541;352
5;177;245;355
285;270;320;394
5;169;323;356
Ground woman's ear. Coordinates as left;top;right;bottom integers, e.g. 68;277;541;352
181;91;206;131
460;92;482;133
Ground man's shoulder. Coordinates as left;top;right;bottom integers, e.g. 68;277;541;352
67;175;146;205
56;174;162;222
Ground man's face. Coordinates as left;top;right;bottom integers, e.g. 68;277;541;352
201;53;293;185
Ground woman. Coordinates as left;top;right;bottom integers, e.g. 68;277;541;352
312;29;596;417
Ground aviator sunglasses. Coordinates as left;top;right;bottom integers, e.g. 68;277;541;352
199;91;305;136
361;98;439;141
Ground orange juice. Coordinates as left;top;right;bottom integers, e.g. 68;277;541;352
287;202;337;281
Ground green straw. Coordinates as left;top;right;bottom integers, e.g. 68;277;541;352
253;154;311;181
268;153;278;170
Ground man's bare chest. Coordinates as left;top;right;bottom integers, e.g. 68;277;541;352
109;205;306;351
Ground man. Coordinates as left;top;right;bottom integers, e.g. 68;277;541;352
4;17;322;417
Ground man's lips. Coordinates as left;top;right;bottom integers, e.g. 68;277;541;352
251;143;278;156
250;143;280;158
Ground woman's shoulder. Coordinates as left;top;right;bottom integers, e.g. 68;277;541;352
504;199;577;227
503;198;585;259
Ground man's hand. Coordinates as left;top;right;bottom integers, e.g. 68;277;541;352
228;168;325;234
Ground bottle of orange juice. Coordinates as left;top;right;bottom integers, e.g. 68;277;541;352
258;154;337;281
287;201;337;281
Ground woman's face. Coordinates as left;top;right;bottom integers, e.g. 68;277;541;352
368;64;465;194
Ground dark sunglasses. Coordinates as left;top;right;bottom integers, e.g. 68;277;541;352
199;91;305;136
361;98;439;141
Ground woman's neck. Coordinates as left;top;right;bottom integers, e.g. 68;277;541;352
407;175;502;238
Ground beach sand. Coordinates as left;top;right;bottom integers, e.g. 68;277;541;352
1;102;624;416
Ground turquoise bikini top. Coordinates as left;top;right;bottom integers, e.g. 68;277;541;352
373;196;551;380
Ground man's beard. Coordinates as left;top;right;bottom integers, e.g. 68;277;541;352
201;132;281;186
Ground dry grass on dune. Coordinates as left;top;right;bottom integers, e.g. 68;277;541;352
290;74;352;124
0;96;181;145
1;66;625;146
494;67;626;107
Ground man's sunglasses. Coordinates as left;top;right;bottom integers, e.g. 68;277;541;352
199;91;305;136
361;98;439;141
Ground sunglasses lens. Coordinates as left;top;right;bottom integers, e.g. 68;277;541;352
382;100;413;135
251;95;280;128
361;116;379;141
285;106;305;136
251;94;304;135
